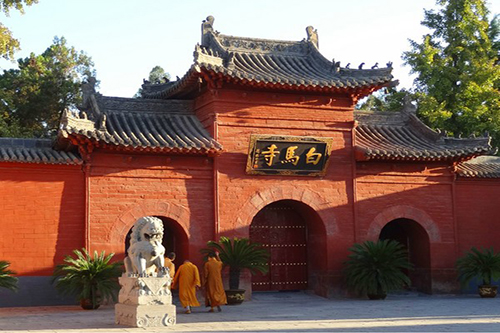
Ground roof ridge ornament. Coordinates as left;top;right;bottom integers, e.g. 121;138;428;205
81;77;97;109
331;59;341;73
202;15;215;46
402;94;417;114
306;26;318;48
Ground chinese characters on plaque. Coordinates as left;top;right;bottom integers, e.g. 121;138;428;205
246;135;333;176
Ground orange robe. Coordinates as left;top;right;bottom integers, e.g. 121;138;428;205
203;257;227;307
164;258;175;278
172;261;201;308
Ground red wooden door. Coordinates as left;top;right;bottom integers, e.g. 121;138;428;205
250;202;307;291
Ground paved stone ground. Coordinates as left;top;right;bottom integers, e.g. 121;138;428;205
1;292;500;332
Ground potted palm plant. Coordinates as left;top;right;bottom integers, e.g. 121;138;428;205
52;248;123;309
456;247;500;298
344;239;413;300
201;237;269;304
0;260;18;292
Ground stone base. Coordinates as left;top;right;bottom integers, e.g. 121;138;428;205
115;303;176;327
115;275;176;327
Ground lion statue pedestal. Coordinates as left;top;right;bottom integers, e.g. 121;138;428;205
115;216;176;328
115;275;176;327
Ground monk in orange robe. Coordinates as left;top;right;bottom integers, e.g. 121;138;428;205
172;260;201;314
164;252;176;278
203;251;227;312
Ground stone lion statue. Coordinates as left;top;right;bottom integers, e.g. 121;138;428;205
124;216;168;277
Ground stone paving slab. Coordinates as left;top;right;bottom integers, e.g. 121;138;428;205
0;292;499;332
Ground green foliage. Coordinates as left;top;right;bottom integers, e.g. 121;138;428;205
356;88;412;112
403;0;500;148
456;247;500;286
0;36;95;137
344;240;413;297
135;65;171;98
200;237;269;289
52;249;123;308
148;65;170;84
0;260;18;292
0;0;37;14
0;0;38;60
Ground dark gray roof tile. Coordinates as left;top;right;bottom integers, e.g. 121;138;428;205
0;138;82;165
457;156;500;178
60;95;222;154
355;110;492;162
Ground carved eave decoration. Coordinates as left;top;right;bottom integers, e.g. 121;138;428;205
141;16;397;101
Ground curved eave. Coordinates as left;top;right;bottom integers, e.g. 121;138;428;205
204;69;390;98
67;132;222;156
141;64;393;100
456;156;500;178
355;146;490;163
456;170;500;178
142;67;202;99
0;148;82;165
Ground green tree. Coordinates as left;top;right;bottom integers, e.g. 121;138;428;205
0;36;95;137
404;0;500;147
356;88;412;112
0;0;38;60
135;65;171;98
147;65;170;84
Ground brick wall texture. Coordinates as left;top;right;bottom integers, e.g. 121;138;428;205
1;89;499;297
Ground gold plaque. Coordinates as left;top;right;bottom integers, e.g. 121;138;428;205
246;135;333;176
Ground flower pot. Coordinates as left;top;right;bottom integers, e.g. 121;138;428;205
478;285;498;298
367;293;387;300
80;298;100;310
225;289;245;305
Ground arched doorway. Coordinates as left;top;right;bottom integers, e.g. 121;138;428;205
379;218;431;294
250;200;325;292
124;216;189;268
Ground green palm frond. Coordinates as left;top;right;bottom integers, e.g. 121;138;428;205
201;237;269;275
52;248;123;307
201;237;270;289
344;240;413;296
0;261;18;292
456;247;500;286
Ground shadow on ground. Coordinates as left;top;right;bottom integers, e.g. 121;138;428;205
0;292;499;332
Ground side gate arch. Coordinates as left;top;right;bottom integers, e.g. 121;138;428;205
366;205;441;243
366;205;440;294
107;201;191;261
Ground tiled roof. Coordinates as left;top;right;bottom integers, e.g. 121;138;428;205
0;138;82;165
354;109;492;162
59;94;222;154
456;156;500;178
142;16;395;99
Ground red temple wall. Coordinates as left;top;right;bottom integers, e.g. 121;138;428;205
355;162;459;292
86;151;214;268
0;163;85;276
195;89;357;296
1;91;500;299
455;179;500;253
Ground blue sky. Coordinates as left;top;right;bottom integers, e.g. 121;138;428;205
1;0;499;98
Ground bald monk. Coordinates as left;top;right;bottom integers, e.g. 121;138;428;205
172;260;201;314
203;251;227;312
